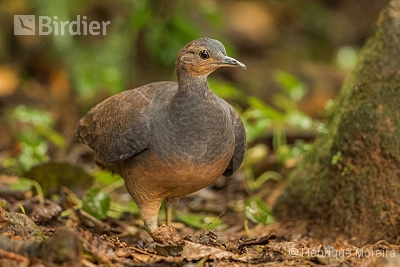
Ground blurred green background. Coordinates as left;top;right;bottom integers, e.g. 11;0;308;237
0;0;389;222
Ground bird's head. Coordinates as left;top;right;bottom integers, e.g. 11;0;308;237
176;38;246;78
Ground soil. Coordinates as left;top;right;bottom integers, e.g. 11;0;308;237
0;171;399;267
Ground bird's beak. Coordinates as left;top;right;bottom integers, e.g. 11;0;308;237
219;56;247;70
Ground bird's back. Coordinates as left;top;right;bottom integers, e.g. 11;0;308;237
77;81;178;162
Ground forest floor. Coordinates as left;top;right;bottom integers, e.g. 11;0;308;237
0;171;399;267
0;0;396;265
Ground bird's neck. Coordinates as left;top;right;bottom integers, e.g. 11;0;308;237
175;73;214;101
167;72;226;133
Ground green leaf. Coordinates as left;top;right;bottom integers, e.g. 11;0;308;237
249;171;282;190
19;204;26;215
273;70;308;101
276;144;292;164
107;200;140;219
332;151;342;165
176;212;223;229
34;125;66;148
245;198;274;225
82;187;110;220
10;178;33;191
94;170;122;186
24;162;93;195
126;201;140;214
272;93;300;113
10;178;44;203
247;97;284;121
11;105;53;127
242;117;271;143
285;110;314;130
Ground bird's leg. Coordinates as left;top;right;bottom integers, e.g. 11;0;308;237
138;201;162;235
164;197;180;226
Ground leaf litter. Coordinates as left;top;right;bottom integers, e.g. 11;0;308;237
0;174;399;267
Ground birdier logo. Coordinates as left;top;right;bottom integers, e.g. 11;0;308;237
14;15;35;35
14;15;110;36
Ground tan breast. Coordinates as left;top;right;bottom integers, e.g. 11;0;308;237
116;148;233;206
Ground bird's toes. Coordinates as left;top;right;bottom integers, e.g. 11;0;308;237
152;224;184;245
151;224;185;256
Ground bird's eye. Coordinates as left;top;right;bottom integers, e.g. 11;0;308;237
199;50;209;59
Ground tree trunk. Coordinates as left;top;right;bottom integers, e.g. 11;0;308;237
273;0;400;244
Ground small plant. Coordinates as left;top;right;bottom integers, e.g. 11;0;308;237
80;170;140;220
59;170;140;220
212;71;318;189
242;70;318;162
244;144;282;192
82;186;111;220
211;72;321;226
2;105;65;175
245;198;274;225
11;178;45;204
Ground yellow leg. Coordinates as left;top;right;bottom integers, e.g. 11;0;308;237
164;197;180;225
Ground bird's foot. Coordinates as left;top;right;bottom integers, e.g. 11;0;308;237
151;224;184;256
152;224;184;245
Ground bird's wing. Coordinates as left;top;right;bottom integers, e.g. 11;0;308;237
77;81;177;162
219;99;247;176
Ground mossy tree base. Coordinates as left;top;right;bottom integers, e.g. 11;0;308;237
273;1;400;244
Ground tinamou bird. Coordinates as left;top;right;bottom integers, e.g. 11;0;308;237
77;37;246;240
